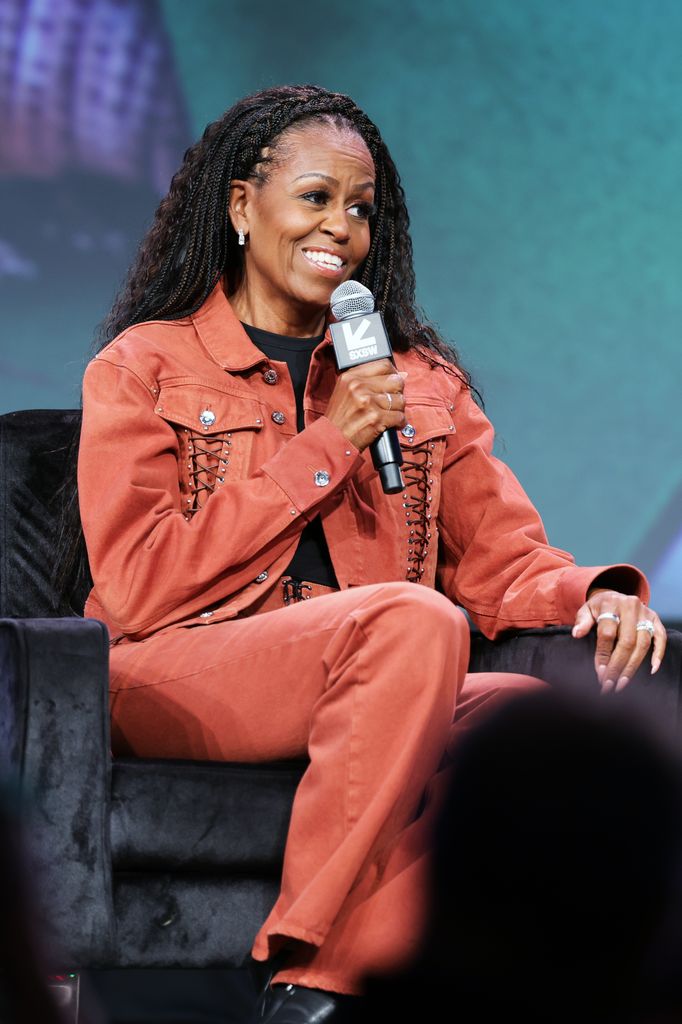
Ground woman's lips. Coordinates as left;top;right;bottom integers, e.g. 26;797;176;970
301;249;346;277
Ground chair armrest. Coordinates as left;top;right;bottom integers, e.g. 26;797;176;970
0;617;115;966
468;625;682;735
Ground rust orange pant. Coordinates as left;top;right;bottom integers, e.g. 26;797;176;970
108;581;546;995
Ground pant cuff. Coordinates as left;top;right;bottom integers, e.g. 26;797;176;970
251;921;328;961
271;968;363;997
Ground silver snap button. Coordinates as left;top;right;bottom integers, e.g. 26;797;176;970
254;571;269;584
314;470;331;487
271;411;286;425
263;368;279;385
199;409;216;428
401;423;416;439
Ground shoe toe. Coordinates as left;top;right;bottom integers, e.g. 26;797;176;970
260;983;352;1023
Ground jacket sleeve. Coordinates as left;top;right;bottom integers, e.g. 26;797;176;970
78;357;363;635
436;385;650;640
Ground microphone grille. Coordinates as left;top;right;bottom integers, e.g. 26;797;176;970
330;281;375;321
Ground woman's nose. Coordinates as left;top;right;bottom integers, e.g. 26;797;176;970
320;204;351;241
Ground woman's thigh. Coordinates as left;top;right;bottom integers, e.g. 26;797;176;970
108;582;469;762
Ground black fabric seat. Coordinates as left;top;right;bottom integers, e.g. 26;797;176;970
1;408;681;972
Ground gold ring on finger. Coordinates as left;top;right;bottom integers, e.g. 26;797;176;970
596;612;620;625
635;620;655;638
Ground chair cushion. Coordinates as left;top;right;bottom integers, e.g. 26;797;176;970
111;875;282;968
110;757;308;871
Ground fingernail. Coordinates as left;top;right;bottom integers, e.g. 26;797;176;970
651;657;660;674
571;626;579;637
615;675;629;692
398;371;408;378
597;665;607;683
602;678;614;693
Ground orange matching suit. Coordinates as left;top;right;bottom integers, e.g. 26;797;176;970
78;279;648;994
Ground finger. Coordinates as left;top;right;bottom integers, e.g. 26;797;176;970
593;611;621;689
381;392;406;413
599;599;640;692
651;618;667;674
364;372;406;395
344;358;396;380
613;628;655;691
572;602;595;638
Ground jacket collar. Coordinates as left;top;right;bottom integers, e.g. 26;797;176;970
191;276;334;372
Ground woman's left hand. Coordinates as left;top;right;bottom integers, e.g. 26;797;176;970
571;588;666;693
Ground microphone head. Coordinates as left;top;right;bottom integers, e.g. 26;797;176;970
330;281;375;321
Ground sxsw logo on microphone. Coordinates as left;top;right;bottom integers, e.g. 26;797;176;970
343;318;377;360
330;311;393;371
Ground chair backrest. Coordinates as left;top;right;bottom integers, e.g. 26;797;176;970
0;410;91;618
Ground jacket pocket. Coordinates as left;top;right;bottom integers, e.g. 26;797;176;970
154;380;265;516
394;399;455;584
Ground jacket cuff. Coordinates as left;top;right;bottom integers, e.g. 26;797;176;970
262;415;363;515
556;563;651;623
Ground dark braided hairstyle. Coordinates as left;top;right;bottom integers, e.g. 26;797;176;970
55;84;475;608
97;83;468;367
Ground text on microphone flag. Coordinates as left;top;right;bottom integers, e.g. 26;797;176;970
341;318;378;359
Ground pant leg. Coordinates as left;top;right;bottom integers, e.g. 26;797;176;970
108;582;468;958
270;672;549;995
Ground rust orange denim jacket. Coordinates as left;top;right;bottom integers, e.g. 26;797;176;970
78;278;648;642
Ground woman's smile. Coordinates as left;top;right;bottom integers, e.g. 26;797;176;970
301;246;347;276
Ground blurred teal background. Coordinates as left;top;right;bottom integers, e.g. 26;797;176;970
1;0;680;617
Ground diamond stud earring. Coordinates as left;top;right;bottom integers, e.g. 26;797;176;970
238;228;246;246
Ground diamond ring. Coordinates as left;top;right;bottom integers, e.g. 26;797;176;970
596;612;620;625
636;620;655;638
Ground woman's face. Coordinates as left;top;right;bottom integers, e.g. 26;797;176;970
229;122;376;322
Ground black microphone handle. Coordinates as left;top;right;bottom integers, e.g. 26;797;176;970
370;427;404;494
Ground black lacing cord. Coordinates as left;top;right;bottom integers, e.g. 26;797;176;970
282;578;313;604
402;443;432;583
187;434;226;513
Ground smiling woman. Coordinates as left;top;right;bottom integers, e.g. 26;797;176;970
69;84;661;1023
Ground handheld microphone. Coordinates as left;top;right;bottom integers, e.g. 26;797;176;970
329;282;404;494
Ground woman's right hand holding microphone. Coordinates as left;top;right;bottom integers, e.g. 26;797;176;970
325;359;407;452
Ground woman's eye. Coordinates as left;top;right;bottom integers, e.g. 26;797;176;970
300;192;376;220
301;191;329;204
348;202;377;220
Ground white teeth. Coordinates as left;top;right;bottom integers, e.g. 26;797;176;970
304;250;344;268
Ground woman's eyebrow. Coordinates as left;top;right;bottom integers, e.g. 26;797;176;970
292;172;375;191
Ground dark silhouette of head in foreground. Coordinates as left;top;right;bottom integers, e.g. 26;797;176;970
358;690;682;1023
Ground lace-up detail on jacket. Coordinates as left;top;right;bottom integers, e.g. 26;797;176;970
184;429;232;516
401;440;434;583
282;577;313;604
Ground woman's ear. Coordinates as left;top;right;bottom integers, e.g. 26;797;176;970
228;179;250;236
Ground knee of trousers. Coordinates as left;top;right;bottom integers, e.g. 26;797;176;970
362;581;469;640
337;582;470;698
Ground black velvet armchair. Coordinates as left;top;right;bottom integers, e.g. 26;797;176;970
1;408;681;975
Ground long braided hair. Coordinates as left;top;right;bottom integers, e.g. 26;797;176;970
56;83;474;608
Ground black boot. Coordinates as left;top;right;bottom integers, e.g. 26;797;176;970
258;983;357;1023
245;949;292;1019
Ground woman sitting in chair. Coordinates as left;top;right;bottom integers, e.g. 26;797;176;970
75;84;666;1023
